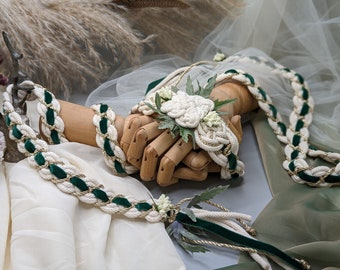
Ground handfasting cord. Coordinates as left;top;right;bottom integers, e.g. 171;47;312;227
132;55;340;187
92;103;138;176
0;130;5;162
3;81;164;223
222;55;340;187
2;56;323;269
131;64;245;180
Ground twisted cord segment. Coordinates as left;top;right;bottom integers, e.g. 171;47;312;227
2;82;163;222
92;104;138;175
221;55;340;187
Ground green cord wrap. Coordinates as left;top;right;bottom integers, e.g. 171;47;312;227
221;60;340;186
91;103;139;176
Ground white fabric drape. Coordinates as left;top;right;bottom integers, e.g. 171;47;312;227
3;143;185;270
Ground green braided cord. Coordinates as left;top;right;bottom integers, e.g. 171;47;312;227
3;80;313;269
95;103;126;175
43;90;59;144
36;86;67;145
221;55;340;187
2;84;161;222
92;104;138;176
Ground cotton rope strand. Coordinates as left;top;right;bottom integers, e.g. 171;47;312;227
133;56;340;187
132;75;244;180
2;81;164;223
92;103;138;175
0;131;5;162
2;81;311;270
218;55;340;187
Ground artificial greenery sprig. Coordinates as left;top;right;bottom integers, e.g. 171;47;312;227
166;185;229;253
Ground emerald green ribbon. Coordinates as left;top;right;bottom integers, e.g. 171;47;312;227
176;212;306;270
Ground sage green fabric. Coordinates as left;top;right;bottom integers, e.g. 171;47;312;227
219;113;340;270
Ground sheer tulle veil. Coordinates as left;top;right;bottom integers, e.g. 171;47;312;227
87;0;340;151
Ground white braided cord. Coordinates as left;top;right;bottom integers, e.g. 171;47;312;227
2;82;163;223
133;68;244;180
15;81;69;145
91;104;138;175
133;55;340;187
0;131;6;163
219;55;340;187
2;76;313;270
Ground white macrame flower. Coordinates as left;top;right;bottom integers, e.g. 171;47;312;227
160;91;214;128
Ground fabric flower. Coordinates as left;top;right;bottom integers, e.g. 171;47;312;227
213;52;226;62
202;111;223;127
160;91;214;128
158;86;173;101
156;194;172;219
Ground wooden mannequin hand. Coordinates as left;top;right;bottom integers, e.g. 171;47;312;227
120;113;243;186
56;81;257;186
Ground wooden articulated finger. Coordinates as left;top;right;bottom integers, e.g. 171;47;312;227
120;114;154;153
157;138;193;186
127;121;163;168
228;115;243;143
173;166;209;181
140;130;178;181
182;151;212;171
157;157;179;186
208;161;221;173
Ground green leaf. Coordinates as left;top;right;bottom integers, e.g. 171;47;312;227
214;98;237;111
181;208;197;222
179;127;194;143
145;102;160;114
155;92;162;110
171;85;179;93
196;84;203;96
166;225;174;236
187;185;229;208
185;76;195;95
200;74;217;97
158;117;176;131
177;239;210;253
192;204;202;209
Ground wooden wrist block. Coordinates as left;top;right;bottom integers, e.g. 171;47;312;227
49;100;125;146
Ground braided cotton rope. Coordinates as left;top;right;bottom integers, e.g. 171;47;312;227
2;81;164;223
218;55;340;187
133;56;340;187
30;81;69;145
91;103;138;175
1;73;314;270
132;77;244;180
0;131;5;162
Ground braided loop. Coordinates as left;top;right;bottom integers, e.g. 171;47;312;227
219;55;340;187
16;81;69;145
91;104;138;175
3;82;164;222
194;120;244;179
